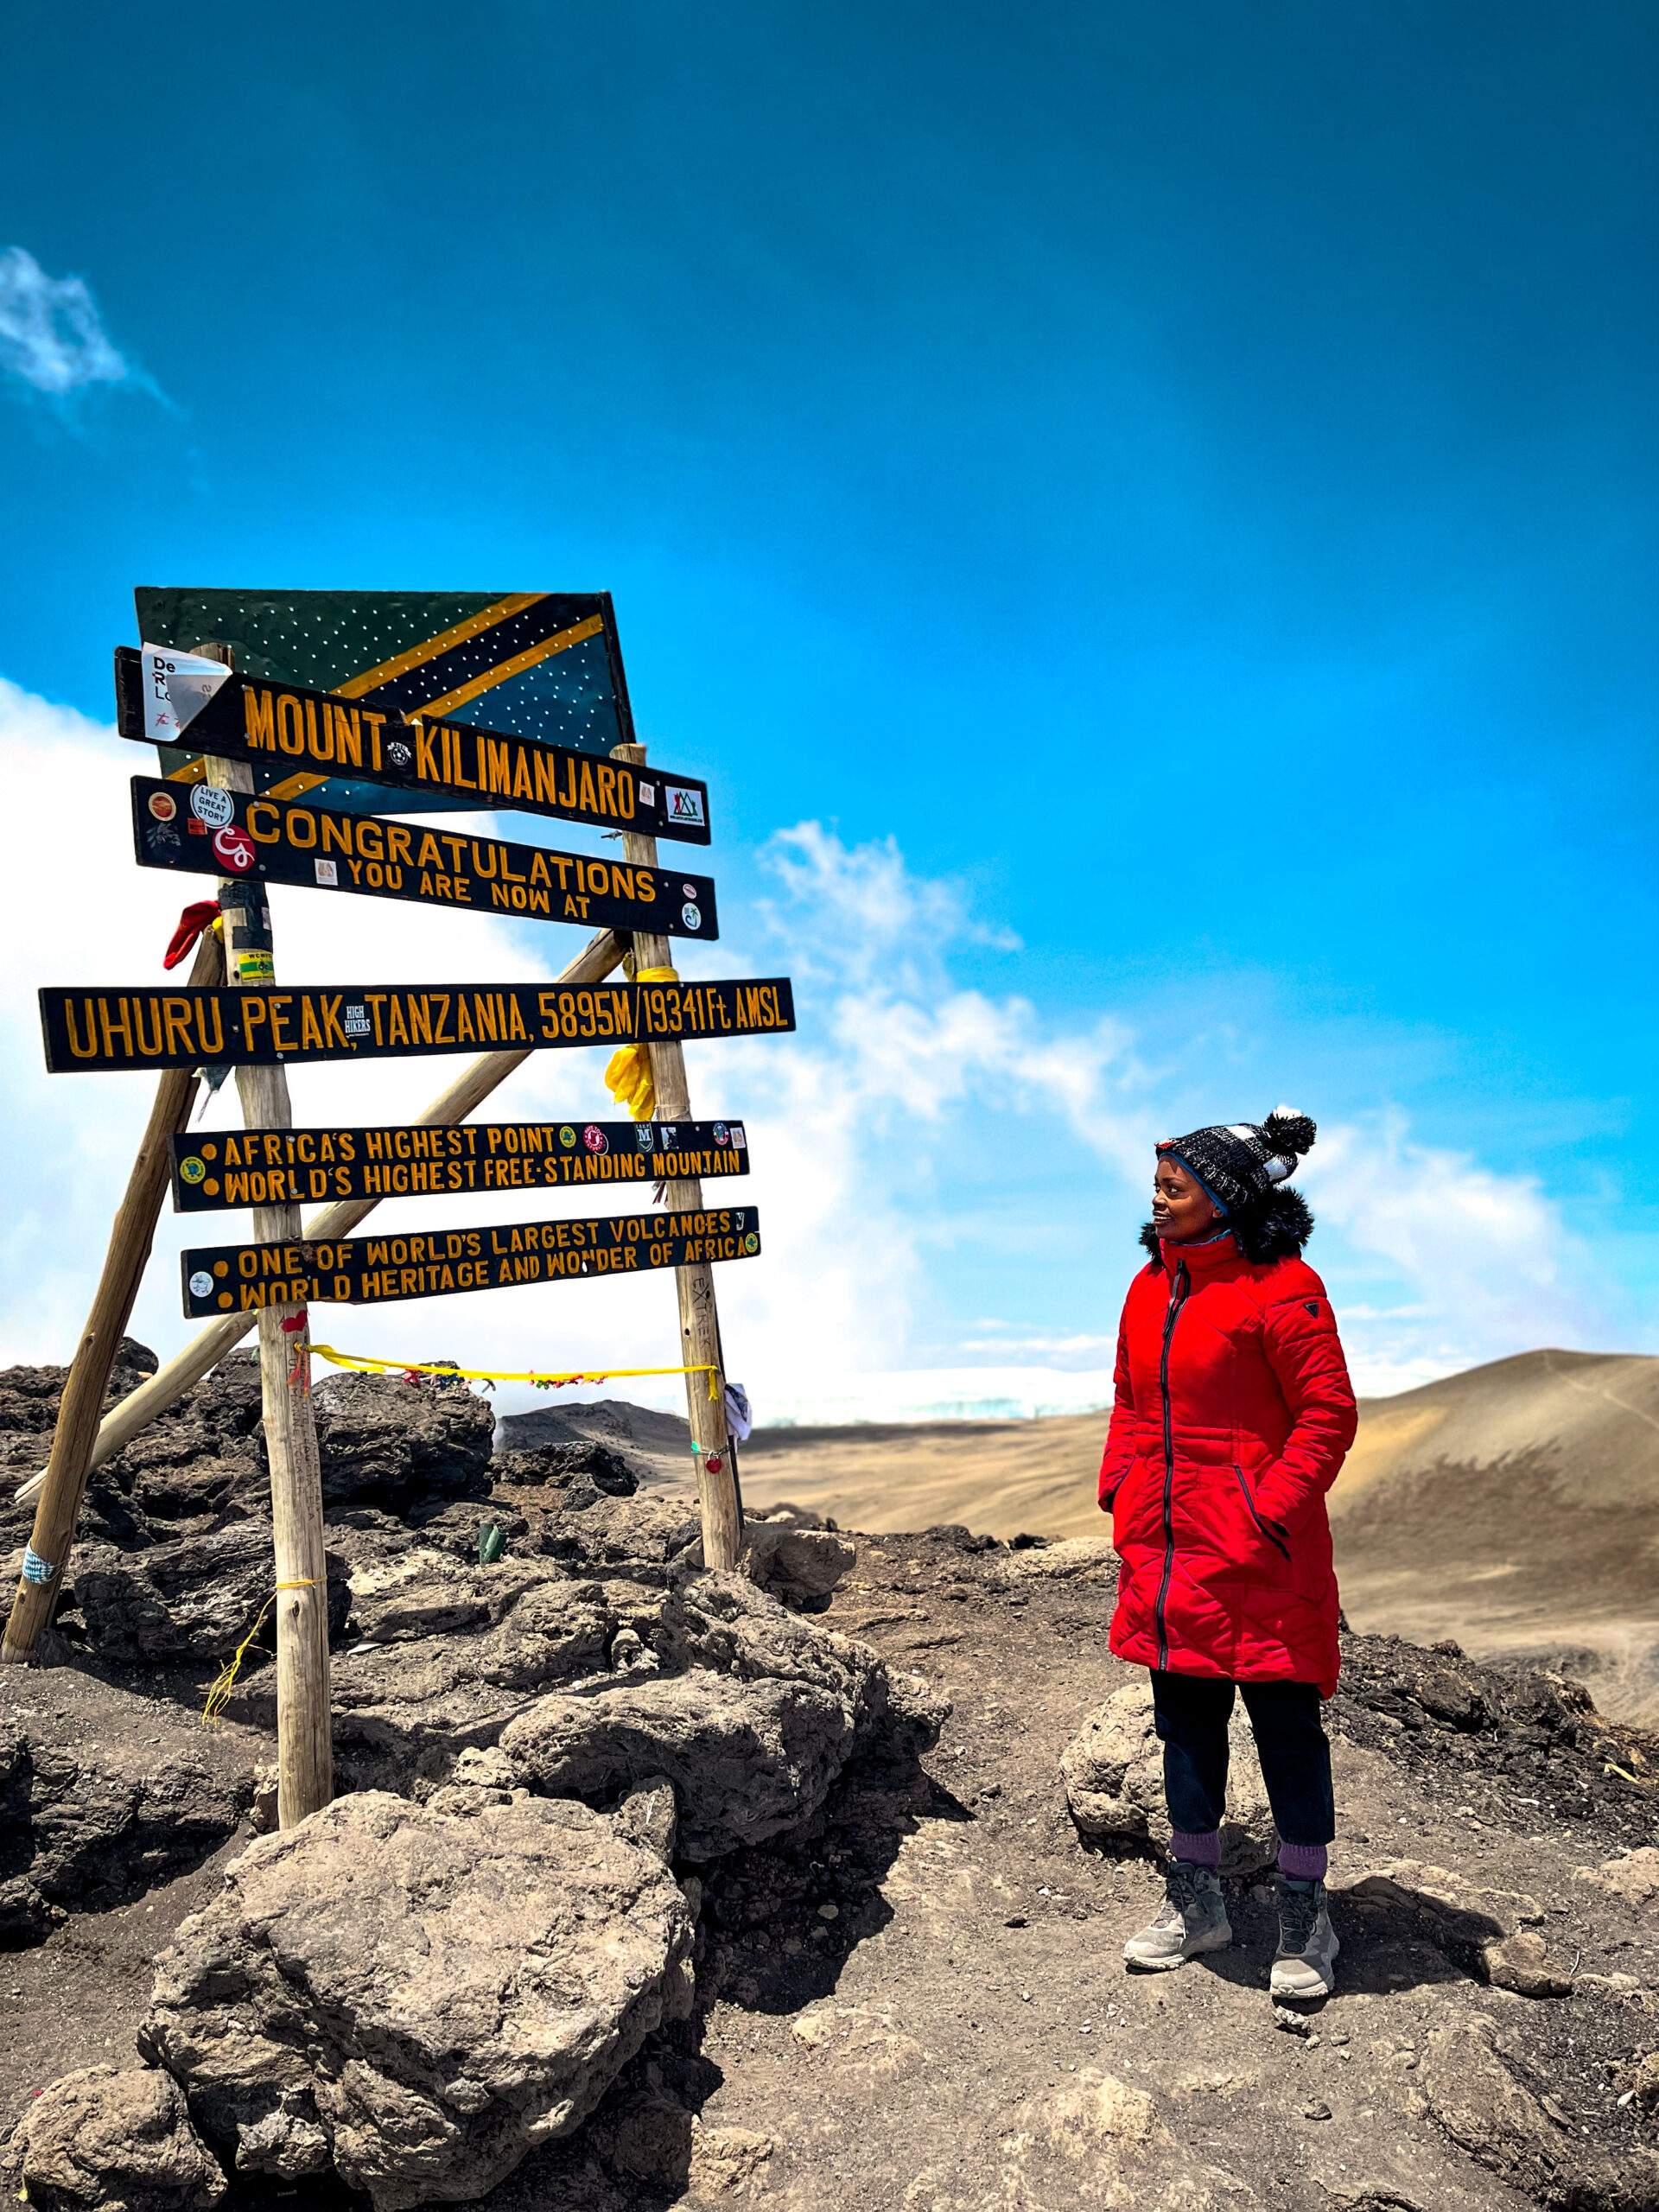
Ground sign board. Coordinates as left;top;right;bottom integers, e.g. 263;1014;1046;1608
181;1206;762;1315
134;588;644;819
168;1118;750;1211
115;649;711;843
40;976;795;1072
130;777;720;940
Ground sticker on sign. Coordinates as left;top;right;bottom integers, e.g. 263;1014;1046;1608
190;785;235;829
665;785;706;828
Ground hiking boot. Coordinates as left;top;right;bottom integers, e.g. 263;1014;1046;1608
1270;1876;1339;1998
1122;1861;1232;1970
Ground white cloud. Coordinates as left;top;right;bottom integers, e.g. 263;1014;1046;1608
0;248;133;397
0;682;1613;1442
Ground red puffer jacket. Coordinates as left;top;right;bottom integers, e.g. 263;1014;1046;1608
1098;1231;1357;1694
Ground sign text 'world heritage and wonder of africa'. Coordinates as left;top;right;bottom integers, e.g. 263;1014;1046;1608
39;977;795;1073
116;646;712;843
168;1117;750;1211
181;1207;762;1315
130;779;719;940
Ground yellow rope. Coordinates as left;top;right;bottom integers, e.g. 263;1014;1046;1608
201;1581;319;1726
605;966;679;1120
308;1344;722;1399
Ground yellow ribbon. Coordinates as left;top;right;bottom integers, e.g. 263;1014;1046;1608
201;1580;319;1726
308;1344;721;1400
605;965;679;1121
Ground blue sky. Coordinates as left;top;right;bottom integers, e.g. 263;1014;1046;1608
2;3;1655;1415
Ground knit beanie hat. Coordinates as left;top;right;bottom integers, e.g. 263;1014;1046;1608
1156;1107;1317;1218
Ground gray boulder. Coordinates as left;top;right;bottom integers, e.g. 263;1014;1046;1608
67;1522;351;1667
1059;1678;1278;1875
140;1790;695;2212
743;1519;856;1609
312;1369;496;1509
502;1670;857;1859
0;2064;226;2210
0;1692;254;1942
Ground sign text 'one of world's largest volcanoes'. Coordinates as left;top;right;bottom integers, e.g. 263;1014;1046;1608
131;779;718;940
39;976;794;1073
181;1206;761;1315
115;645;712;843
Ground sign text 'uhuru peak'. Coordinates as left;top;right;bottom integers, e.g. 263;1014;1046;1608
40;977;794;1072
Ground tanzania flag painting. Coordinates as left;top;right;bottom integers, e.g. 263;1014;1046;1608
133;589;636;817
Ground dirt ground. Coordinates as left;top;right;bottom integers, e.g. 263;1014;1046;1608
7;1522;1659;2211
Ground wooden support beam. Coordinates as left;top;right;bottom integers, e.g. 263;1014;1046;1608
2;927;225;1665
613;741;741;1572
201;671;333;1825
10;929;629;1508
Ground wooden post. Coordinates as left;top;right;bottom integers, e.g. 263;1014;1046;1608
11;929;630;1506
2;928;225;1665
613;741;741;1571
193;686;333;1826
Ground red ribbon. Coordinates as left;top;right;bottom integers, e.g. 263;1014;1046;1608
164;900;221;970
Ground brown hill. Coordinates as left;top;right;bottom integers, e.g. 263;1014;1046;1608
730;1348;1659;1722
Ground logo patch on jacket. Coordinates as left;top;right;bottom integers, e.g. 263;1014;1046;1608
1304;1300;1320;1317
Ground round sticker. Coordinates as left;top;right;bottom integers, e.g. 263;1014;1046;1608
712;1122;729;1146
213;824;257;873
743;1233;759;1255
188;1270;213;1299
682;883;697;898
559;1125;578;1148
147;790;177;823
681;903;702;931
190;785;234;829
179;1156;207;1184
582;1124;608;1154
385;738;413;768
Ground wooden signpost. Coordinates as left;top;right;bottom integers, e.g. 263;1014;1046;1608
40;976;794;1073
181;1205;761;1315
168;1118;749;1209
130;777;721;939
114;648;712;842
6;588;783;1837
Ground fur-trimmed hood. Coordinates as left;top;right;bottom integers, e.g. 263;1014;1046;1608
1139;1185;1314;1266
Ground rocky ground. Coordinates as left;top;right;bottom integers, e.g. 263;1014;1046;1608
3;1350;1659;2210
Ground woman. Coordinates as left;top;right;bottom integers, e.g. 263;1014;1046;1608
1098;1108;1357;1998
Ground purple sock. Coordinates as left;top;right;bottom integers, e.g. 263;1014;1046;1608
1170;1829;1221;1869
1279;1841;1328;1883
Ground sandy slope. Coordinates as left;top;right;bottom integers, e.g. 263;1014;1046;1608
725;1349;1659;1722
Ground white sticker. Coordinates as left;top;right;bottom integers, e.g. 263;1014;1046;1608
638;781;656;805
188;1270;214;1298
344;1004;372;1037
189;784;234;829
139;643;234;746
315;859;339;886
681;902;702;931
664;784;706;828
731;1124;747;1149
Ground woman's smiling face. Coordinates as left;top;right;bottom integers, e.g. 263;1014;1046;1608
1151;1156;1221;1243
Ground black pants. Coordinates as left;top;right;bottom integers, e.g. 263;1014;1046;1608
1150;1669;1335;1847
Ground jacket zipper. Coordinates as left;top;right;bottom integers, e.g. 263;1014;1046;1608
1154;1259;1190;1669
1232;1464;1292;1563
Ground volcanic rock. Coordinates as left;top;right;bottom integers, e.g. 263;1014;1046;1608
66;1522;351;1667
1059;1677;1278;1873
0;2064;226;2211
140;1790;695;2211
742;1518;856;1609
503;1669;858;1859
310;1368;495;1510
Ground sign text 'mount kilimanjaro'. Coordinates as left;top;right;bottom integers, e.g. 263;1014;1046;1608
40;976;794;1073
132;779;719;941
181;1206;761;1315
115;646;712;843
169;1117;750;1211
